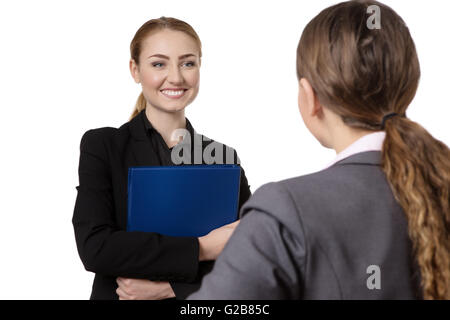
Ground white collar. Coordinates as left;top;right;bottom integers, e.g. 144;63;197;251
324;131;386;169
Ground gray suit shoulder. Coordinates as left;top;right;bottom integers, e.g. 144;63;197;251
281;165;349;191
240;164;375;243
240;167;339;223
240;181;306;243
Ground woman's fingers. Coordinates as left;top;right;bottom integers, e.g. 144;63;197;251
116;277;129;292
116;285;133;300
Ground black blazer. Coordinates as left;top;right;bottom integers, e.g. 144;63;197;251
72;110;251;300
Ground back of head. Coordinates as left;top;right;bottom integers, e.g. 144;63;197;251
297;0;450;299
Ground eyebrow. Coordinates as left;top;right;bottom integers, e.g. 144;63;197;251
147;53;196;60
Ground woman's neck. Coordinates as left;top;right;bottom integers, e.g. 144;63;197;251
330;125;375;154
145;104;186;148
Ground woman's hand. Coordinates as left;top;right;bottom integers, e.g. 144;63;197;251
198;220;240;261
115;277;176;300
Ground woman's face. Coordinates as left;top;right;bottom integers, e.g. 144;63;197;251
130;29;200;114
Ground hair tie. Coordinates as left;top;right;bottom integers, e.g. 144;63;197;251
380;112;401;129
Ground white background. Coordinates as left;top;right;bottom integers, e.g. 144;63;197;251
0;0;448;299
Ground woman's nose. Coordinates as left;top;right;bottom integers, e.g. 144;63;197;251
167;65;183;84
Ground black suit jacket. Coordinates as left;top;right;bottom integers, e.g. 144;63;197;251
72;110;251;300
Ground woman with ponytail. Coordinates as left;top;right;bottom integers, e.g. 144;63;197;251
190;0;449;299
72;17;251;300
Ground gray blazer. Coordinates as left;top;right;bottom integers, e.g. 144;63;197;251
189;151;422;299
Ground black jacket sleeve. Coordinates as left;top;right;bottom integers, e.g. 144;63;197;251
72;129;199;282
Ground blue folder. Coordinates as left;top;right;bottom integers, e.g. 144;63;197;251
127;165;241;237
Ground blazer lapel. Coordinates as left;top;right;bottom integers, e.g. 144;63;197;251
116;110;160;228
127;110;161;167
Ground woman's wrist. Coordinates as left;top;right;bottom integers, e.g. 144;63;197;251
165;283;176;299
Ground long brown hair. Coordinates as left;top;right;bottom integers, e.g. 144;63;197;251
129;17;202;120
297;0;450;299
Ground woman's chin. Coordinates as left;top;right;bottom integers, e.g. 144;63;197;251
158;104;188;114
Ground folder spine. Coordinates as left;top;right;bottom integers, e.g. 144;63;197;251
126;168;134;232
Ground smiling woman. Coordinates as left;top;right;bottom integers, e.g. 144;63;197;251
72;17;251;300
129;26;202;146
129;17;202;121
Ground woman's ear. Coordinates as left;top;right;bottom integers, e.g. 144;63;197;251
129;59;140;84
298;78;328;146
299;78;322;117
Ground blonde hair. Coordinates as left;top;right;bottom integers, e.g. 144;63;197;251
297;0;450;299
129;17;202;120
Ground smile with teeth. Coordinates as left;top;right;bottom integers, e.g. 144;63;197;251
160;89;187;99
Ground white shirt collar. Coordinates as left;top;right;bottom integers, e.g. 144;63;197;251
324;131;386;169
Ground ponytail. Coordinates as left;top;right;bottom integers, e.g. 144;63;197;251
129;92;147;121
382;116;450;299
